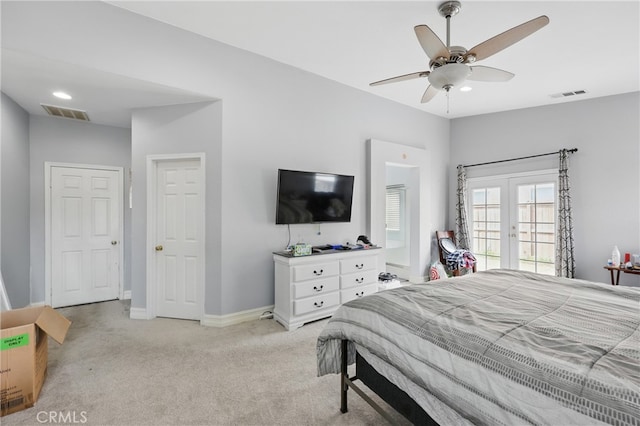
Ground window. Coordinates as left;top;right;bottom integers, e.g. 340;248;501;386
385;186;404;232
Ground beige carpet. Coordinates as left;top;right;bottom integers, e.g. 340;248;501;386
4;300;409;425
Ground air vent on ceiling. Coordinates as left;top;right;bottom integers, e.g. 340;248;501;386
550;90;588;99
41;104;90;121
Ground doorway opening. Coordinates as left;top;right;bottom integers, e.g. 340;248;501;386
368;139;430;283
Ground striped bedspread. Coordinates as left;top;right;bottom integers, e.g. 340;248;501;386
317;269;640;425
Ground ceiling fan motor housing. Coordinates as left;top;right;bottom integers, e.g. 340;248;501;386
430;46;467;71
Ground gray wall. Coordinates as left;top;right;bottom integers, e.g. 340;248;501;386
29;116;132;303
3;2;450;315
131;101;222;314
450;93;640;286
1;93;30;307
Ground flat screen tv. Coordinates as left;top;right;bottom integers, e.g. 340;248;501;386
276;169;354;224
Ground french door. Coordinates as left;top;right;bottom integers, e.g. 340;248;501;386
468;171;558;275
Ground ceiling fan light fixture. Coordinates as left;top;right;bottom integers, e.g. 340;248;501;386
428;63;471;90
460;86;473;92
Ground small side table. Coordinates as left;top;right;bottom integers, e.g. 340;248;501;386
604;265;623;285
604;265;640;285
623;268;640;279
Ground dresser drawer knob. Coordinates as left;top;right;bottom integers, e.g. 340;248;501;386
314;301;324;308
313;285;324;292
356;291;364;297
355;263;364;269
356;277;364;284
313;269;324;276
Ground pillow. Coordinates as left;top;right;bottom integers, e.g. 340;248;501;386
430;261;448;280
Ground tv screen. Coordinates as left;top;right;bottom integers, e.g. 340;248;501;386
276;169;354;224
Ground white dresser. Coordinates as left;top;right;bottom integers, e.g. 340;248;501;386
273;248;381;330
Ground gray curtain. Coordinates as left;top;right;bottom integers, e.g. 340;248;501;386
455;165;471;250
556;149;575;278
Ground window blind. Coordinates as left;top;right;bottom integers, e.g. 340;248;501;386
386;187;402;231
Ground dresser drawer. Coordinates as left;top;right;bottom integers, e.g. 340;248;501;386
293;262;339;282
293;292;340;316
340;270;379;289
340;256;377;274
293;276;340;299
341;283;378;304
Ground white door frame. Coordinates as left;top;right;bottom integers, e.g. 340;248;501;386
145;153;206;320
44;162;125;305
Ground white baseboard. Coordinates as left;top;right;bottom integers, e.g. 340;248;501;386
201;305;274;328
129;306;149;320
31;291;131;308
409;275;427;284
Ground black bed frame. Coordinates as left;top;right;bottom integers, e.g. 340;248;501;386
339;340;439;425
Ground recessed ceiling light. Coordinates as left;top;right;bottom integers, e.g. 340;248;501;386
53;91;72;100
460;86;472;92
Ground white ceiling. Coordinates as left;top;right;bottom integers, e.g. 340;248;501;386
1;49;216;128
2;1;639;127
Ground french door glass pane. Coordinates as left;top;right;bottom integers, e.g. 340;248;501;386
472;187;501;271
536;183;555;202
517;182;556;275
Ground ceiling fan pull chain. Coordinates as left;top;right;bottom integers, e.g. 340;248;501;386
446;90;450;114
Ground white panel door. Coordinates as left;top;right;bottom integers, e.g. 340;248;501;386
51;167;120;307
155;159;203;320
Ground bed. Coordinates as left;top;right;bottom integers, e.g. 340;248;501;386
317;269;640;425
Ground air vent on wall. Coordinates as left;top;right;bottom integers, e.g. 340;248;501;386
550;90;587;99
41;104;90;121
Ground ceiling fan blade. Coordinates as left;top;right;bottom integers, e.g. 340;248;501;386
414;25;450;60
421;85;439;103
466;15;549;62
370;71;429;86
468;66;514;82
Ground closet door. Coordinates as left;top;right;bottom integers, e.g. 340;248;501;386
153;158;204;320
51;166;121;307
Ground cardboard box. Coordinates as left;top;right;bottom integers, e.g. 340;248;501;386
1;305;71;417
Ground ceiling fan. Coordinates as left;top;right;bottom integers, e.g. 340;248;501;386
370;1;549;104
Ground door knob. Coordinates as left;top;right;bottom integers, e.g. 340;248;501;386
155;245;163;251
111;241;118;245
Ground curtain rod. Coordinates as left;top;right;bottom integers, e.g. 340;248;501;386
461;148;578;169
